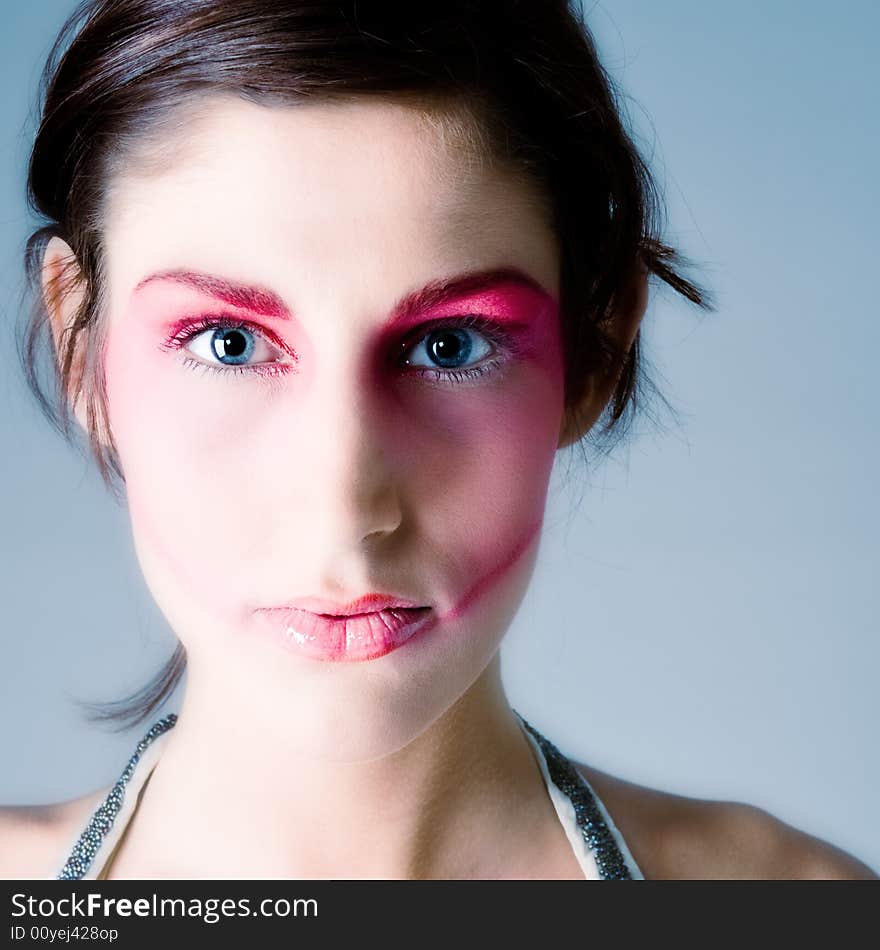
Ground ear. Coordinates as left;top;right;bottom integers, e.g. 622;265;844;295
42;235;91;433
557;258;650;449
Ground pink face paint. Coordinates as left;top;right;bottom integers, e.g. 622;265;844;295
108;265;566;672
132;265;552;329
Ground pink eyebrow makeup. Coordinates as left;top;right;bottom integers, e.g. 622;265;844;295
131;266;558;329
133;269;290;319
384;267;558;332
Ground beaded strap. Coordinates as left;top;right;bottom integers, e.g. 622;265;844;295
56;713;178;880
516;713;634;880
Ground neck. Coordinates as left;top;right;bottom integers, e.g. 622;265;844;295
113;655;557;879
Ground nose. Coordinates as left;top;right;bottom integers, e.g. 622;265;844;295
293;354;405;558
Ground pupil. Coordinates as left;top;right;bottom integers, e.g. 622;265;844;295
214;329;248;360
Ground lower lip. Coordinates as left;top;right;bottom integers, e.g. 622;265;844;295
258;606;437;661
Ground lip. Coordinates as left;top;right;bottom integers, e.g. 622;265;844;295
257;605;436;661
279;592;427;617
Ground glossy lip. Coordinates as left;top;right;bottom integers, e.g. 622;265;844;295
257;605;437;662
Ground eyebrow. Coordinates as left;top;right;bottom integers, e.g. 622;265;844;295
132;265;555;324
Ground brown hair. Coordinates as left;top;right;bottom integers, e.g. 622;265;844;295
17;0;713;731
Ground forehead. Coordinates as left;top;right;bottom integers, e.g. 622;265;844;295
102;93;559;317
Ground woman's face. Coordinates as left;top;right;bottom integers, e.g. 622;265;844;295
99;94;565;759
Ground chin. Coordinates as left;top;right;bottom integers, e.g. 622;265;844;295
260;655;488;763
201;608;505;763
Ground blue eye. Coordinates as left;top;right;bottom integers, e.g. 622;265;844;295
162;316;290;379
405;324;493;370
400;315;514;386
188;325;273;367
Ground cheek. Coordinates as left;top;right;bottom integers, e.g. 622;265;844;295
383;309;566;615
104;323;263;614
403;359;565;613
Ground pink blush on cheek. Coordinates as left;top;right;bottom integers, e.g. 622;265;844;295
441;515;543;624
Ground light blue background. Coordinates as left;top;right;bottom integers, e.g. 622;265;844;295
1;2;877;873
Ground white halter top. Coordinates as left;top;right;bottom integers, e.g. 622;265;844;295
52;711;645;880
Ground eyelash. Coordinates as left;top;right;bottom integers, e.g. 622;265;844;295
160;313;518;387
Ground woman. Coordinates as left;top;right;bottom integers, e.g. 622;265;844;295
2;0;875;880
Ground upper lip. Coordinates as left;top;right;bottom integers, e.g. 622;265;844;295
265;593;429;617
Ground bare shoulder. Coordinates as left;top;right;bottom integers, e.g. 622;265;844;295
573;761;879;880
0;786;110;880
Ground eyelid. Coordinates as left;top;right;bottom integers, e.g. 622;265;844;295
398;313;524;356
